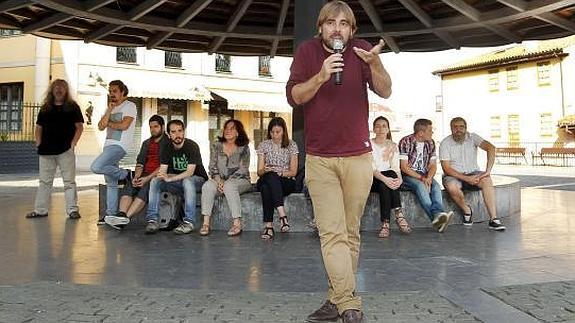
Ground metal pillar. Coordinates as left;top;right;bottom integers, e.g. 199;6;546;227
292;0;324;169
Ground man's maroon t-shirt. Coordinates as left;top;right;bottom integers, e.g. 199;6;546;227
286;38;375;157
144;139;160;174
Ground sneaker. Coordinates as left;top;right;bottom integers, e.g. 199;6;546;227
25;211;48;218
97;216;106;225
145;221;160;234
68;211;81;219
431;213;447;231
173;221;194;235
105;212;130;230
306;300;339;322
489;218;506;231
462;205;473;226
438;211;454;233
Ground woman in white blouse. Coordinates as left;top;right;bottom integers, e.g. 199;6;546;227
256;117;299;239
371;116;411;238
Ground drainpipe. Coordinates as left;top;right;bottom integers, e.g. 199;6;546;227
557;52;566;117
34;37;51;104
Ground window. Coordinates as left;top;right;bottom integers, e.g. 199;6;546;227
488;69;499;92
0;29;21;37
490;115;501;139
208;98;234;144
540;112;553;137
537;61;551;86
507;114;520;146
506;66;518;90
253;112;276;148
215;54;231;73
435;95;443;112
165;51;182;68
0;83;24;132
116;47;137;63
158;99;187;125
258;56;272;77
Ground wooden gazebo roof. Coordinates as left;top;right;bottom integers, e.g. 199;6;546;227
1;0;575;56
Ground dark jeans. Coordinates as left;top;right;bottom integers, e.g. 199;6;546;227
257;172;295;223
371;170;402;222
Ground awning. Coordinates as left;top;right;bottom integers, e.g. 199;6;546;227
92;68;212;101
130;84;211;101
207;88;292;113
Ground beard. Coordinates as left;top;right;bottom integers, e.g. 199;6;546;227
453;134;465;142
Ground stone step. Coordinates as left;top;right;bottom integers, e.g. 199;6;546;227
99;175;521;232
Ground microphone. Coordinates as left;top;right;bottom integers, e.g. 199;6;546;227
332;39;344;85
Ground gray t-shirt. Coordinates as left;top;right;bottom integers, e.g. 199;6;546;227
439;132;484;173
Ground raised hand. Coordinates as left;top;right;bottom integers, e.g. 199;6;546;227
353;39;385;65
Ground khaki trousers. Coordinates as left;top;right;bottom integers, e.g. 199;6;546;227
305;153;373;314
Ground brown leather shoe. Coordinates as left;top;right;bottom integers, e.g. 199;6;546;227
306;300;339;322
341;309;363;323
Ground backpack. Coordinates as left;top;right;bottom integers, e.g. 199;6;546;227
158;191;183;230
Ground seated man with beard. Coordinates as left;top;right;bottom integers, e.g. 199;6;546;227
439;117;506;231
104;115;169;229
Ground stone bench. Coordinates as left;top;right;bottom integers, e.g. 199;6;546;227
98;175;521;232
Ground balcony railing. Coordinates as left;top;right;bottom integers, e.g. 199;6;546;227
258;56;272;77
116;47;137;63
165;51;182;68
215;54;231;73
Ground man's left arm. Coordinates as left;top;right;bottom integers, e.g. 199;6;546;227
166;164;196;182
479;139;496;177
71;123;84;148
107;116;134;131
353;39;392;99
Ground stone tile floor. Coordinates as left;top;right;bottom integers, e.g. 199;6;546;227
0;171;574;322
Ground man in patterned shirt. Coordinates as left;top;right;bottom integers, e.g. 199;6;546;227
399;118;453;233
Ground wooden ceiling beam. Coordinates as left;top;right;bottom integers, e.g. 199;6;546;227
270;0;289;57
208;0;253;53
85;0;167;43
498;0;575;33
23;0;116;33
442;0;521;43
147;0;214;50
0;0;33;13
176;0;213;27
358;0;400;53
398;0;459;49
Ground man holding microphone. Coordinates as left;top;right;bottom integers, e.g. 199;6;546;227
286;1;392;322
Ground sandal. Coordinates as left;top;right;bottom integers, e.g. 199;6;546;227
279;216;290;233
378;221;390;238
227;223;242;236
26;211;48;218
395;210;412;235
261;227;274;240
200;223;211;236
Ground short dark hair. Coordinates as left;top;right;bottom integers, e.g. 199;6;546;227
149;114;165;127
267;117;290;148
109;80;129;96
218;119;249;146
167;119;185;132
413;118;432;134
373;116;392;140
450;117;467;128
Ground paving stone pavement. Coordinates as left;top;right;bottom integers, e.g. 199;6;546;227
0;282;480;323
483;280;575;322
